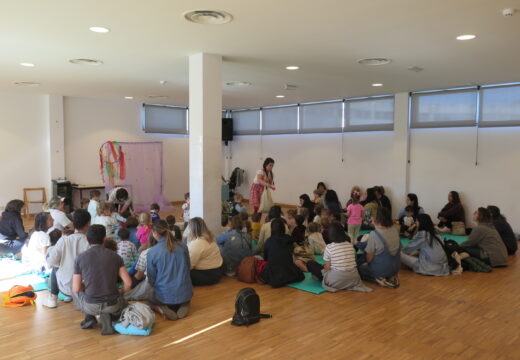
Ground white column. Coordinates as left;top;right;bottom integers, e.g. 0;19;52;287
189;53;222;234
391;92;410;218
48;95;65;180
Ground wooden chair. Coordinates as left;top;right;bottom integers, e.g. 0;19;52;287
22;187;47;216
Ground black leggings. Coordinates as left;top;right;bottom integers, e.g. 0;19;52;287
306;261;324;281
190;268;222;286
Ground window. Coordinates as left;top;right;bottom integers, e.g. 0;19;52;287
300;101;343;133
410;89;477;128
345;96;394;131
480;84;520;127
142;104;188;134
261;105;298;134
230;109;261;135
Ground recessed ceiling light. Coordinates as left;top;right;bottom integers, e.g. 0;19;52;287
357;58;391;66
20;62;34;67
225;81;252;87
14;81;40;86
69;58;104;66
456;34;476;41
286;66;299;70
372;83;383;87
276;95;285;98
89;26;110;33
184;10;233;24
124;96;134;100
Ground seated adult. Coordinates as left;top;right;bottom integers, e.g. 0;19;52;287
487;205;517;255
259;218;304;287
401;214;450;276
48;196;74;232
299;194;315;223
146;219;192;320
46;209;91;307
219;216;253;276
459;208;508;267
0;199;28;255
374;186;392;212
357;208;401;288
324;189;343;217
297;222;372;293
185;217;223;286
257;206;290;255
73;224;131;334
397;193;424;220
437;191;465;234
107;187;133;217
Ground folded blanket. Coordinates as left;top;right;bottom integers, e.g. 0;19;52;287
114;323;152;336
119;302;155;329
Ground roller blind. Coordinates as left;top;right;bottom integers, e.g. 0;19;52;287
142;104;188;134
345;96;394;131
300;101;343;133
231;109;261;135
261;106;298;134
480;85;520;127
411;90;477;128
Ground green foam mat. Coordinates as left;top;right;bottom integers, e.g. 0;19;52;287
287;272;326;295
400;233;467;247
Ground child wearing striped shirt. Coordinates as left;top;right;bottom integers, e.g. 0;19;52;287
295;222;372;293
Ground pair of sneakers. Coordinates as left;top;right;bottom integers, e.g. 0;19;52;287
375;275;400;289
43;293;72;308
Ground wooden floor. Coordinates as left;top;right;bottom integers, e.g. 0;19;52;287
1;256;519;359
3;211;519;359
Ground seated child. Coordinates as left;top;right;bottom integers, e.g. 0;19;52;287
291;214;306;246
22;212;53;272
297;207;310;228
231;194;247;216
136;212;152;246
111;203;127;239
313;204;323;224
240;212;252;236
182;192;190;227
92;202;118;238
313;189;323;205
286;209;298;232
73;225;131;335
87;190;101;220
166;215;182;240
150;203;160;222
80;198;90;210
320;208;332;244
251;212;262;240
400;206;417;238
307;222;326;254
103;238;118;252
125;216;140;250
116;228;138;269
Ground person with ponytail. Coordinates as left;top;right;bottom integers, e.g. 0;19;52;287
459;208;508;267
184;217;223;286
146;219;192;320
401;214;450;276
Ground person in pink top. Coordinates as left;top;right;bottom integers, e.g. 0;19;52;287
136;213;152;245
346;193;364;244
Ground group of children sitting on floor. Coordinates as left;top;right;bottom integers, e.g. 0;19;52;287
0;182;517;334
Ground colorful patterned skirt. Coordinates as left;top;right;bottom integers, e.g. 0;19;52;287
249;183;264;208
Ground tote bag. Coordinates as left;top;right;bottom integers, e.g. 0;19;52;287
259;187;273;213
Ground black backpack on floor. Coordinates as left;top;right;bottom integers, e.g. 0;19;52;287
231;288;272;326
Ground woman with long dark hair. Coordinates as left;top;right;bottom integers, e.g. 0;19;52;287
487;205;517;255
362;187;381;225
249;157;275;214
401;214;450;276
0;199;28;254
437;191;466;234
397;193;424;220
299;194;315;223
459;208;508;267
324;189;343;217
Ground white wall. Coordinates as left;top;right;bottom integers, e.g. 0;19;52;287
63;97;189;203
409;126;520;230
0;93;51;212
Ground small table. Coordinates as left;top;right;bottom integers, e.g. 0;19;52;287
71;184;105;210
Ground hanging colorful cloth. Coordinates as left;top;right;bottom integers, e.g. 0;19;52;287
99;141;126;185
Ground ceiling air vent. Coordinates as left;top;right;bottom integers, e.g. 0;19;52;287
184;10;233;25
69;58;104;66
357;58;391;66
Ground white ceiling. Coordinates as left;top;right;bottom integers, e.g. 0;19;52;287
1;0;520;109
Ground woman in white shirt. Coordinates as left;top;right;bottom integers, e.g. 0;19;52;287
48;197;73;232
184;217;223;286
249;157;275;214
22;212;54;272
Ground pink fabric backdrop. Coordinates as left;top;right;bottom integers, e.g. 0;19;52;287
103;141;172;212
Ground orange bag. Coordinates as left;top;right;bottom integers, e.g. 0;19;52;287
1;285;37;307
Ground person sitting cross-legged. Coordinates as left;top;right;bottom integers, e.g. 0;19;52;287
72;224;131;335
